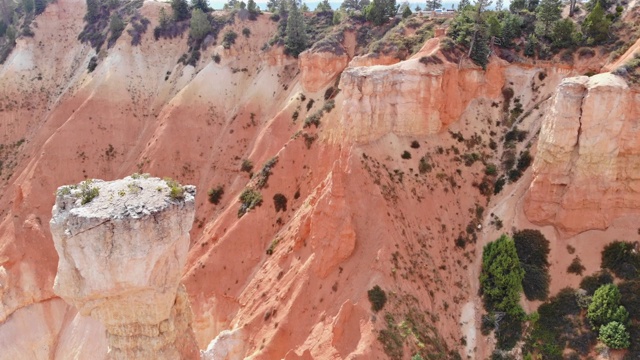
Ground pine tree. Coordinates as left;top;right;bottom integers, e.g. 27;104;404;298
495;0;502;11
247;0;259;19
191;0;209;12
22;0;34;13
316;0;332;12
266;0;278;11
582;0;610;44
426;0;442;11
189;8;211;41
509;0;525;12
458;0;470;10
34;0;45;14
528;0;539;11
171;0;190;21
535;0;561;37
85;0;99;22
284;0;307;57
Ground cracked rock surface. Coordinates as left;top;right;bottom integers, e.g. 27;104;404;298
50;176;199;360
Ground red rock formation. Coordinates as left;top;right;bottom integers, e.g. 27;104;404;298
525;73;640;234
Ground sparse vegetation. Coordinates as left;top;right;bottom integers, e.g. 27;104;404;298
241;159;253;173
164;177;185;199
208;186;224;204
238;188;262;217
79;180;100;205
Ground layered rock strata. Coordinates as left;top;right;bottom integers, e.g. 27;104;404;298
525;73;640;234
50;176;199;360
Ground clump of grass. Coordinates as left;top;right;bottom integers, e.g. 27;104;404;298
80;180;100;204
164;177;184;200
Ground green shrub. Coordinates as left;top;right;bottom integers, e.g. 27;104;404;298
601;241;640;280
80;180;100;204
567;256;586;275
242;27;251;37
164;177;185;199
222;30;237;48
410;140;420;149
367;285;387;312
241;159;253;173
599;321;630;349
273;193;287;212
208;186;224;204
587;284;629;330
238;188;262;217
580;270;614;295
87;56;98;72
401;151;411;159
418;156;432;174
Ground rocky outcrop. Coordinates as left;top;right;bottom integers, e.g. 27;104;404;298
299;50;349;93
50;176;199;359
336;58;504;142
525;73;640;234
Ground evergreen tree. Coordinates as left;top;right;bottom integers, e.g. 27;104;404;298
85;0;99;22
189;8;211;40
316;0;332;12
22;0;34;13
158;8;170;28
535;0;561;37
495;0;502;11
587;284;629;330
34;0;45;14
551;18;577;48
480;235;525;316
527;0;539;11
582;0;610;44
191;0;209;12
599;321;631;349
458;0;470;10
266;0;278;11
171;0;190;21
284;0;307;57
365;0;396;25
341;0;370;11
426;0;442;11
300;2;309;11
501;12;522;47
277;0;288;14
414;4;422;11
509;0;525;12
247;0;259;19
109;13;125;38
402;4;412;17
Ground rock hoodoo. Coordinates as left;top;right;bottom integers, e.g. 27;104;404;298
49;176;199;360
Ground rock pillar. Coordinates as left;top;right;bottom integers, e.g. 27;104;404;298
50;176;200;359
